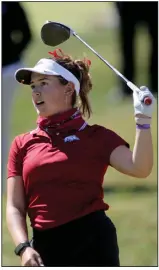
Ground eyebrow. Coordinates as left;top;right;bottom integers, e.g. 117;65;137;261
30;77;49;84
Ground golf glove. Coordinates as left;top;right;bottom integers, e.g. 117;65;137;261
133;86;155;124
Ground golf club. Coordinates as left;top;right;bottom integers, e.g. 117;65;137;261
41;21;152;105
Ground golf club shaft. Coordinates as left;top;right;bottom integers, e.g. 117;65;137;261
74;32;129;83
73;32;152;105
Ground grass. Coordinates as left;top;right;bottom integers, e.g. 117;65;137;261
2;2;157;267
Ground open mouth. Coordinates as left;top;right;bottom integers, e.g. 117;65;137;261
36;101;44;106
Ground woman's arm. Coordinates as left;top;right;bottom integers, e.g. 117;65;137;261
110;86;155;178
6;176;28;246
6;176;44;266
133;128;153;176
110;128;153;178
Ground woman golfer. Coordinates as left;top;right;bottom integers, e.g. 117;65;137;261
6;49;155;266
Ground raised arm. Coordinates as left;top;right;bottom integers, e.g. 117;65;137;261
110;86;155;178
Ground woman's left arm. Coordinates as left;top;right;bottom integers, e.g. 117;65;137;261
110;86;155;178
110;129;153;178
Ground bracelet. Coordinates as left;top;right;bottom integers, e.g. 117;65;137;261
136;124;150;130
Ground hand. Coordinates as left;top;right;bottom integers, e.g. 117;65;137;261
133;86;155;124
20;247;44;267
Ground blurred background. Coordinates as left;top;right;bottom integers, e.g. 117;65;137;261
2;2;158;266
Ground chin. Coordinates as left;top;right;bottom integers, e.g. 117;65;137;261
38;112;49;117
35;107;48;117
38;111;53;118
35;109;45;117
36;107;64;118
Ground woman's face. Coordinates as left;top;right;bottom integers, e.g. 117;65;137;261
31;73;71;117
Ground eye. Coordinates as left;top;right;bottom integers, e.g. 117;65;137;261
41;81;47;86
31;85;35;90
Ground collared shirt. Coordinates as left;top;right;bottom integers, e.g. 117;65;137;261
7;124;129;230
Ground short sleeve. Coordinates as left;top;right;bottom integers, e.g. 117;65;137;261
7;136;23;178
99;127;130;165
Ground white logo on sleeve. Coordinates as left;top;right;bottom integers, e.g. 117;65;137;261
64;135;80;143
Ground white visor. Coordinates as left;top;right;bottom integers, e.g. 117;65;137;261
15;58;80;94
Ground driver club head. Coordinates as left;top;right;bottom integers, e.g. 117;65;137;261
41;21;73;46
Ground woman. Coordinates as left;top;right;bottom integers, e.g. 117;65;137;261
6;49;155;267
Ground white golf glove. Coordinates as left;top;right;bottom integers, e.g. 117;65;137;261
133;86;155;124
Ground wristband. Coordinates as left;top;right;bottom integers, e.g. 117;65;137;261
14;241;31;256
135;117;151;125
136;124;150;130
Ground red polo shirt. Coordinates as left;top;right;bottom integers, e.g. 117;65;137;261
7;124;129;230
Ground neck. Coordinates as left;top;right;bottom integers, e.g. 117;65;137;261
40;106;74;119
37;107;86;133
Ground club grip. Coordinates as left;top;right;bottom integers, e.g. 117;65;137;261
127;82;152;106
143;96;152;105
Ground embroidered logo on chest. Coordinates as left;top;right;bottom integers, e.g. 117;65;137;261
64;135;80;143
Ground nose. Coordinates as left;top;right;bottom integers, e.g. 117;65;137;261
32;87;41;96
35;92;40;96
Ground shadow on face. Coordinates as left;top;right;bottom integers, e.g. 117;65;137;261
31;73;75;117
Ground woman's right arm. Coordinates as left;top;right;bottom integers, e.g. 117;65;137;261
6;176;28;246
6;175;44;266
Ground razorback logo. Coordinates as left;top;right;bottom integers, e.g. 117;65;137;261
64;135;80;143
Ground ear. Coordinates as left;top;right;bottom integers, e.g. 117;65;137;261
64;82;75;96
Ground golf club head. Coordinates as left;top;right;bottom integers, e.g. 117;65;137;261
41;21;73;46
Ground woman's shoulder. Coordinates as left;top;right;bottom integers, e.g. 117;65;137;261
11;128;38;147
89;124;127;141
87;124;123;143
88;124;114;135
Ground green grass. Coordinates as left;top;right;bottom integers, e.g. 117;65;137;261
2;2;157;267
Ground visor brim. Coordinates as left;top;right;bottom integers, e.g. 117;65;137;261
15;68;59;85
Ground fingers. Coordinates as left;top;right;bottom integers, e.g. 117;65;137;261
24;258;39;266
30;259;39;267
133;90;139;102
140;86;149;91
24;258;44;267
133;85;155;118
36;257;44;266
133;86;153;104
22;253;44;267
34;253;44;266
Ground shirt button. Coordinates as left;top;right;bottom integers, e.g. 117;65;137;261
56;132;60;136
